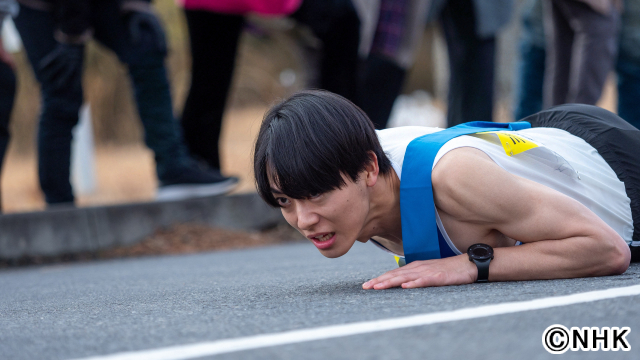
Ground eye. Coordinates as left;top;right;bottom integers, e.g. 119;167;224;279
276;197;291;207
308;193;321;200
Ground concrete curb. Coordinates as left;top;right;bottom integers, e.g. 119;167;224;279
0;193;285;260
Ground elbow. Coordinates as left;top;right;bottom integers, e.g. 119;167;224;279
605;236;631;275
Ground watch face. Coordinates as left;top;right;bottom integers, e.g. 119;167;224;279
468;243;494;261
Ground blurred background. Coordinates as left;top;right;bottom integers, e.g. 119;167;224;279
0;0;619;213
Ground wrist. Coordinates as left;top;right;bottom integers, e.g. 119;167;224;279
467;243;494;283
463;255;479;282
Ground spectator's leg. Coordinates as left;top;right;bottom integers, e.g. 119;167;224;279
543;0;574;108
181;10;243;170
292;0;360;101
616;56;640;129
514;42;545;120
0;60;15;210
91;2;190;181
14;6;80;204
513;0;546;120
617;0;640;129
558;0;619;105
440;0;495;127
356;54;406;129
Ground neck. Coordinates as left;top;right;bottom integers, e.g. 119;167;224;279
360;169;403;245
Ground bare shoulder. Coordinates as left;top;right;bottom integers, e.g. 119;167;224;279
431;147;526;222
431;147;497;184
431;147;499;196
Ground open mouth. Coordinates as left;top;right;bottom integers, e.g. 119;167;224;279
310;232;336;249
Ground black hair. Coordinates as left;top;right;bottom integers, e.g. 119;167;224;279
253;90;392;207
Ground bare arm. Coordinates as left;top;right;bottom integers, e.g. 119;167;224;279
363;148;630;289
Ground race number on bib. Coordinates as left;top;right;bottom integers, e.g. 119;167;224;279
472;131;539;156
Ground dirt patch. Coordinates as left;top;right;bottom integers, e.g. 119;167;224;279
103;223;304;257
0;223;304;268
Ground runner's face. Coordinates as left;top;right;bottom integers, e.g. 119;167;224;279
271;173;371;258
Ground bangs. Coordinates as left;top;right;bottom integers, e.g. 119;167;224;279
253;90;391;208
255;114;352;207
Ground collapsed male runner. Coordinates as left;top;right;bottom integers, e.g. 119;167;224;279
253;90;639;290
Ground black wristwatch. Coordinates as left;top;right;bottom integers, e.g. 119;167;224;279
467;243;494;283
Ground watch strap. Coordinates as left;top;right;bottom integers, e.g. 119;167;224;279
474;259;491;283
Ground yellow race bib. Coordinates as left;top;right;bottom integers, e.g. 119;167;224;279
472;131;539;156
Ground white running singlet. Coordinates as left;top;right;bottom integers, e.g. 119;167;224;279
374;126;634;257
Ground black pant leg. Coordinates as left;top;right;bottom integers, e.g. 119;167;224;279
180;10;244;170
92;1;195;180
356;54;406;129
292;0;360;102
0;61;15;174
14;5;81;204
440;0;495;127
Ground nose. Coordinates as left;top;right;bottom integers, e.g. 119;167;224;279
295;201;320;231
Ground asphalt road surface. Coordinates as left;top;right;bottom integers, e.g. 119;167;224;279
1;241;639;360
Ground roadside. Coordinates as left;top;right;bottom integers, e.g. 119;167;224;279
0;107;268;213
0;222;303;268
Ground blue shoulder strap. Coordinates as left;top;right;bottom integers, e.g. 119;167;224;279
400;121;531;264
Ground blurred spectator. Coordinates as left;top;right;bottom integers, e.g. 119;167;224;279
427;0;513;127
513;0;545;120
0;0;18;211
543;0;621;108
178;0;360;174
13;0;237;206
352;0;430;129
617;0;640;129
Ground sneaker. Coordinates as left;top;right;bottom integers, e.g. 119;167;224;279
156;163;239;201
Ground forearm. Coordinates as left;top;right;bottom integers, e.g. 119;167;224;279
486;235;630;282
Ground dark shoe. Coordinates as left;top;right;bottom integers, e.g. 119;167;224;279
157;163;239;201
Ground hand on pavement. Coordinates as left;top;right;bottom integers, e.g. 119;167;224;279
362;255;477;290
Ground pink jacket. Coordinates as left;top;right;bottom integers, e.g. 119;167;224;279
178;0;302;16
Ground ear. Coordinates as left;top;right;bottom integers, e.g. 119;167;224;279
364;151;380;187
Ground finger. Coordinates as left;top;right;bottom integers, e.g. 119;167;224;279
402;271;449;289
362;269;408;289
365;270;419;289
372;273;420;290
362;259;441;289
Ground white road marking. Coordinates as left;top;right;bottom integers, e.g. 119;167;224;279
70;284;640;360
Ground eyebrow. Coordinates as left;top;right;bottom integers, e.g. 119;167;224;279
270;187;284;195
